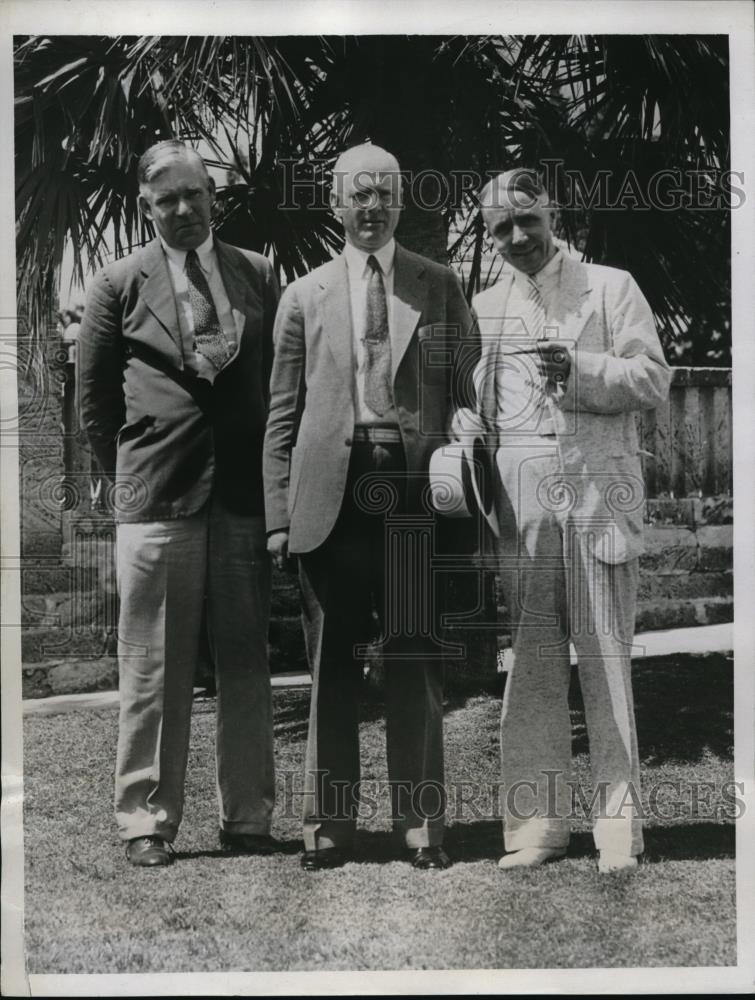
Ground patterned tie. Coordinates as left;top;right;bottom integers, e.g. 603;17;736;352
363;254;392;416
185;249;231;371
521;275;547;341
522;275;557;430
495;274;555;435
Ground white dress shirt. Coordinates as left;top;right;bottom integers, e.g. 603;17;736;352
496;249;564;439
160;233;238;372
343;238;398;425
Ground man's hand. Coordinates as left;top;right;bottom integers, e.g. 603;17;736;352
267;530;291;571
534;341;571;387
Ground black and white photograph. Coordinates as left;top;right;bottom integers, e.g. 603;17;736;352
1;1;754;995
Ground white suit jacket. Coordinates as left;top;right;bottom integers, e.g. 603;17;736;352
472;254;671;564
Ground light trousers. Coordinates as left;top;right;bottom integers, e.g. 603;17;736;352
496;448;644;856
114;498;274;842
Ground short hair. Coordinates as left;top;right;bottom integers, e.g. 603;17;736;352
479;169;548;209
137;140;208;187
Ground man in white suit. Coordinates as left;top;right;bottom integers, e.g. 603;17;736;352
465;169;670;873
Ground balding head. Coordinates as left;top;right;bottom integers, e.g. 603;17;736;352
332;143;401;186
479;168;556;275
330;143;403;253
479;168;549;212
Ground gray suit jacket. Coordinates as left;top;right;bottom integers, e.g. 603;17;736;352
472;254;671;563
263;244;477;554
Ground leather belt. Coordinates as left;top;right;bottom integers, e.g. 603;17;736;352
352;425;402;444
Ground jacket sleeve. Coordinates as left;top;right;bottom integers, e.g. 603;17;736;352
447;269;480;425
76;268;125;478
558;270;671;414
262;281;305;534
261;260;281;407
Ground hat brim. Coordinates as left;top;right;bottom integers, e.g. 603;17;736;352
428;438;500;537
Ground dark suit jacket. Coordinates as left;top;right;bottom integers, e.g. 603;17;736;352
78;236;279;522
263;243;477;554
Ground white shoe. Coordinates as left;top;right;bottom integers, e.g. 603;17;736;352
498;847;566;869
598;851;638;874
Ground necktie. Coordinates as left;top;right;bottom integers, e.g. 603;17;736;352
185;249;231;371
495;275;554;434
521;276;547;341
363;255;392;417
522;276;556;430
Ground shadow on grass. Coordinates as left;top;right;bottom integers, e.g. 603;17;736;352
571;653;733;763
270;652;733;766
631;654;733;763
206;822;734;866
174;837;303;861
438;820;735;864
642;822;735;861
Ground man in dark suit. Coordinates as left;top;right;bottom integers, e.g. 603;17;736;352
263;143;476;871
78;140;280;866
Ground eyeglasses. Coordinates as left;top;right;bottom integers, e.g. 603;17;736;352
345;189;401;210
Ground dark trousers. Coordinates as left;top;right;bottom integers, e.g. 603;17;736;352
298;441;446;851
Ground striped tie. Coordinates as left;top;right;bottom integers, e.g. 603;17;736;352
521;275;547;341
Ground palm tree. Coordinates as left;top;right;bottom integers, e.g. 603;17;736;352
14;35;340;335
15;33;730;362
13;33;731;683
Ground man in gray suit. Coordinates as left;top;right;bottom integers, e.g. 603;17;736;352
463;169;670;873
78;140;279;866
264;143;476;871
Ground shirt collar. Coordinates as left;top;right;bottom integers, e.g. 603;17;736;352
512;247;562;293
160;232;215;272
343;238;396;278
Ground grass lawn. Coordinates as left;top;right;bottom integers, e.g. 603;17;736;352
23;653;735;973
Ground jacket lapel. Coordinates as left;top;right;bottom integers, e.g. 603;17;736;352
214;239;250;342
553;254;594;343
316;245;427;388
391;244;426;377
137;238;184;365
474;277;513;427
215;239;253;363
319;255;354;380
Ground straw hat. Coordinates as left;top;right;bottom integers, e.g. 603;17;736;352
428;437;499;537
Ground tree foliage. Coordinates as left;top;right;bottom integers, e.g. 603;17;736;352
14;33;730;363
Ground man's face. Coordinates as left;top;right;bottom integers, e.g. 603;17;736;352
481;192;556;275
331;161;402;253
138;154;215;251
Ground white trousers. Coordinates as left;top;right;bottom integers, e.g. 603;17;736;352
497;448;643;856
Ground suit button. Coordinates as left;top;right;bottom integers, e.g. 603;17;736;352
344;437;352;446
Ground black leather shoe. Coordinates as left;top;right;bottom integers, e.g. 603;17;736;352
300;847;349;871
408;846;451;870
125;835;173;867
219;830;277;855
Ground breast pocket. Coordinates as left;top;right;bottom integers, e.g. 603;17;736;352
116;415;155;446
